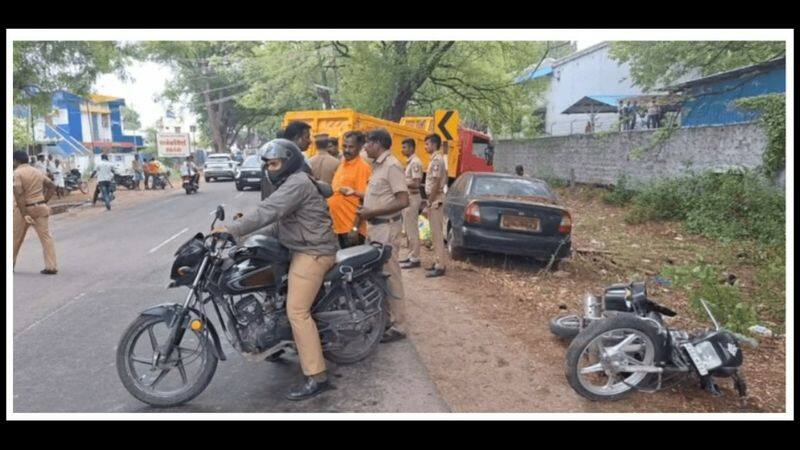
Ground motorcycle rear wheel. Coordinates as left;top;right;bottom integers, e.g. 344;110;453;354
78;181;89;194
116;314;218;407
323;304;389;365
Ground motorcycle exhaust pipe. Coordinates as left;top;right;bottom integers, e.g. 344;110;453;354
584;294;602;320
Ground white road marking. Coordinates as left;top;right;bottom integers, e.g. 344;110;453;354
148;228;189;254
14;292;86;337
235;192;243;199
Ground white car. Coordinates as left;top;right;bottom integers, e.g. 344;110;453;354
203;153;238;182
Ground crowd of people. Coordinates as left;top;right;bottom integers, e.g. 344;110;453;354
618;99;664;131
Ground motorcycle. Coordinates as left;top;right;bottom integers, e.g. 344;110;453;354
550;282;670;340
64;169;89;195
564;290;754;402
151;173;168;190
114;173;137;190
182;175;199;195
116;206;392;407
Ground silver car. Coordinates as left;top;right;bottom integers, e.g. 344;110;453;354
203;153;238;182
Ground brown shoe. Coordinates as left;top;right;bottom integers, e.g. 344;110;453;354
40;269;58;275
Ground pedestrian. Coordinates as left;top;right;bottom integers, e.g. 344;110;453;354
399;138;423;269
629;101;639;130
329;130;372;248
585;120;594;134
52;159;65;199
423;133;448;278
647;101;661;129
327;137;340;159
46;154;57;181
358;128;410;343
308;135;340;185
515;165;525;177
214;138;339;401
90;154;118;210
35;154;49;175
132;153;144;190
13;151;59;274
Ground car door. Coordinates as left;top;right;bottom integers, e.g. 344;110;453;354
443;174;471;237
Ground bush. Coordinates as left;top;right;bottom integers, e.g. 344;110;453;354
626;170;785;245
662;263;757;333
602;174;637;206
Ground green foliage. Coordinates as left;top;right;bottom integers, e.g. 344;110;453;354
602;174;637;206
735;94;786;178
662;262;757;333
609;41;785;91
13;41;133;115
752;246;786;328
122;106;141;131
626;170;785;245
13;117;33;150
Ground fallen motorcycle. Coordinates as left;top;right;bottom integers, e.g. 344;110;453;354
64;169;89;195
550;282;669;340
564;293;754;402
115;173;137;190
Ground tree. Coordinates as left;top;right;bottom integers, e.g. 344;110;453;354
138;42;276;153
240;41;559;136
122;106;141;131
13;41;132;114
610;41;786;91
13;117;33;150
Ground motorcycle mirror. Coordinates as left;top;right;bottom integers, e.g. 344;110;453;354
216;205;225;221
699;299;721;331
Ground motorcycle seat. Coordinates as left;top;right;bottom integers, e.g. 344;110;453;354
324;245;381;282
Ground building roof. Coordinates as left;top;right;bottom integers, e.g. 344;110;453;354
562;95;629;114
515;42;611;84
666;57;785;91
551;42;610;68
515;66;554;83
89;94;123;104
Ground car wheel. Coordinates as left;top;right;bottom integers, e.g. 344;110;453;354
236;183;244;191
204;177;210;183
446;226;467;261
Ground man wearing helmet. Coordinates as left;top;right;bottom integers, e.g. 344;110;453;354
214;138;339;401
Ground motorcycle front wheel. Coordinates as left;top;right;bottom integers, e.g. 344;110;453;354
565;314;664;401
116;314;218;407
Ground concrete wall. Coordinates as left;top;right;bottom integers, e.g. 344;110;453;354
495;123;776;187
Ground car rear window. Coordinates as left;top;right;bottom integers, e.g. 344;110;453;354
242;156;260;167
470;177;553;199
207;157;230;164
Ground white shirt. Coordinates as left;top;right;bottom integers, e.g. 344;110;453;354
180;162;197;177
52;166;64;186
95;160;116;182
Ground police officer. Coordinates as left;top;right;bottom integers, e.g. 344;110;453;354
424;134;447;278
13;151;58;274
399;138;423;269
358;129;410;343
213;139;339;401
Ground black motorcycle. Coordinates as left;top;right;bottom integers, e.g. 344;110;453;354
182;175;199;195
64;169;89;195
565;291;753;402
116;206;392;406
550;282;670;340
151;173;168;190
114;173;137;190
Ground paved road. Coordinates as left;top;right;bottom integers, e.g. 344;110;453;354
12;181;448;413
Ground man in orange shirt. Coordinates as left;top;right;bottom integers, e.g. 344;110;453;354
328;130;372;248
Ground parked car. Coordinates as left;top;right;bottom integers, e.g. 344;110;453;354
235;155;263;191
203;153;238;182
442;172;572;265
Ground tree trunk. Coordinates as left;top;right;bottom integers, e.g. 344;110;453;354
201;62;226;153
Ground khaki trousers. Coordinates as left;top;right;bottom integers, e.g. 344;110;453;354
287;252;335;376
13;204;58;271
429;202;447;270
402;193;422;260
367;220;406;333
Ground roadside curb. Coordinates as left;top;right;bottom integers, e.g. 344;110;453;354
50;201;90;215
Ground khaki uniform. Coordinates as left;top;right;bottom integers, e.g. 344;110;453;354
227;171;338;377
425;152;448;270
402;155;423;261
363;151;408;332
13;164;58;271
308;152;341;185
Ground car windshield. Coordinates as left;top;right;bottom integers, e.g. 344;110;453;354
470;177;553;199
242;156;261;168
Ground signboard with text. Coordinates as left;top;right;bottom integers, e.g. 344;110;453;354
156;133;191;157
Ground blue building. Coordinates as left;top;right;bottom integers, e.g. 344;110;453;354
667;57;786;127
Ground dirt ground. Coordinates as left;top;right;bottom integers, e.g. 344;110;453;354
400;186;786;413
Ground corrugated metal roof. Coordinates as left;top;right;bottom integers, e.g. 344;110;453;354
666;57;785;91
515;66;554;83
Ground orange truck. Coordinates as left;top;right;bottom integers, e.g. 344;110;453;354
282;108;494;184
